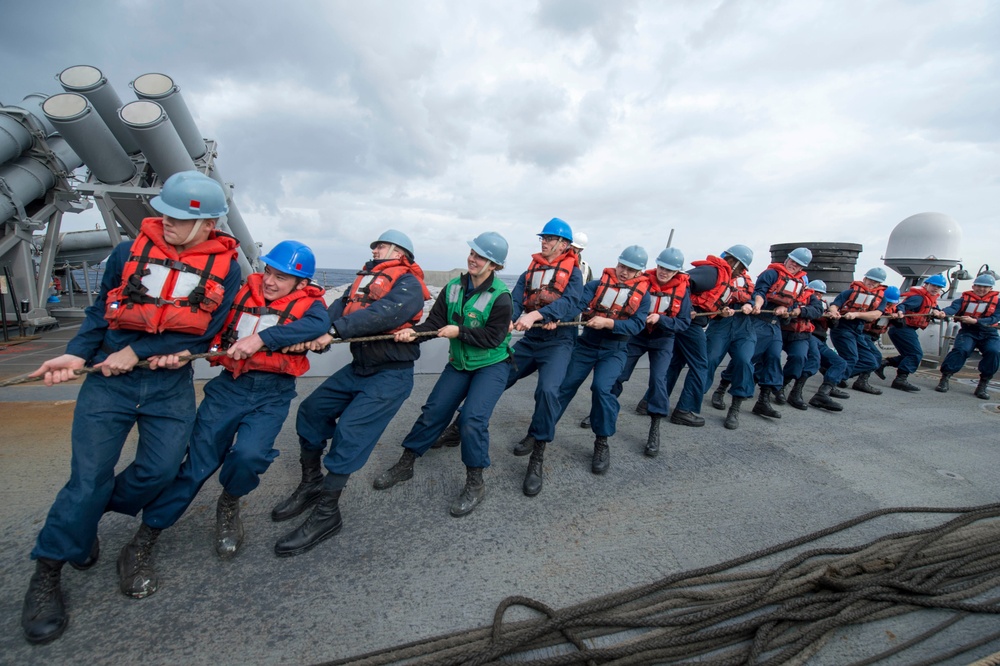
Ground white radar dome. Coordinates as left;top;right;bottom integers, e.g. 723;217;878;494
882;212;962;278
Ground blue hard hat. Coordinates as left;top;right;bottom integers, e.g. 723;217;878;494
151;170;229;219
787;247;812;267
864;267;887;284
468;231;508;268
655;247;684;271
721;244;753;269
538;218;573;243
618;245;648;271
371;229;415;258
807;279;827;294
261;240;316;279
883;285;901;303
923;274;948;288
973;273;996;288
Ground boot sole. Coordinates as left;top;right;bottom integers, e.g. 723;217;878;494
274;523;342;558
23;618;68;645
669;415;705;427
449;496;485;517
271;493;322;523
752;408;781;419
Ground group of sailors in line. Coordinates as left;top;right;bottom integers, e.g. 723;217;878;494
18;171;1000;646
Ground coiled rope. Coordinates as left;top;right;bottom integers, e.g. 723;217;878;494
319;503;1000;666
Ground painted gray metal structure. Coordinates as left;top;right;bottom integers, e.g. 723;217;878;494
0;66;260;331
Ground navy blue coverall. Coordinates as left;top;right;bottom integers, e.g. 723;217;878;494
295;261;427;489
941;297;1000;379
830;289;883;378
506;265;583;442
664;265;715;413
142;300;329;529
31;240;241;564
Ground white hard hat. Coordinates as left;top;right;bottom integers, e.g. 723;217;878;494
570;231;589;250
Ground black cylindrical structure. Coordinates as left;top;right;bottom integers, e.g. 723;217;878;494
770;242;862;295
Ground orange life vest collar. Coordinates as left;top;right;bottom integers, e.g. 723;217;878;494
583;267;649;321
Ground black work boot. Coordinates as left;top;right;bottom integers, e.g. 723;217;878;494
787;376;808;410
773;378;791;405
523;441;546;497
852;372;882;395
975;376;992;400
69;537;100;571
22;558;67;644
271;449;324;522
670;408;705;427
432;417;461;448
891;371;920;393
215;490;244;559
644;416;661;457
591;436;610;474
372;449;416;490
513;433;537;456
274;488;343;557
752;389;781;419
724;397;743;430
635;399;649;415
935;373;952;393
711;380;730;410
579;415;591;429
809;382;843;412
829;385;850;399
117;523;161;599
450;467;485;517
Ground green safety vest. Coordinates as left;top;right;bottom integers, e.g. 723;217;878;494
444;274;512;371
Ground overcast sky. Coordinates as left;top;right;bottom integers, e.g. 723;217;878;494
3;0;998;285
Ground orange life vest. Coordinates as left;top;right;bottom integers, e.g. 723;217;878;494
643;270;688;332
688;255;753;315
105;218;238;335
782;288;817;334
763;262;808;308
839;281;885;315
900;286;939;330
954;290;999;320
522;250;578;312
342;257;431;333
212;273;326;378
865;302;897;335
582;267;649;321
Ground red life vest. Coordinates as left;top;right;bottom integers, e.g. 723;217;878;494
342;257;432;333
954;290;999;320
688;255;753;315
782;289;817;334
900;286;939;330
105;218;239;335
582;267;649;321
839;281;885;315
644;270;688;332
522;250;578;312
763;262;808;308
865;302;897;335
212;273;326;378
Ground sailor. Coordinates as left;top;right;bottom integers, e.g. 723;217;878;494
882;276;946;392
610;247;691;457
542;246;650;482
801;281;850;411
701;244;757;430
271;230;430;556
21;171;241;644
571;231;594;283
937;273;1000;399
776;270;826;410
746;247;812;419
826;267;889;395
373;232;512;517
133;241;327;578
504;219;583;497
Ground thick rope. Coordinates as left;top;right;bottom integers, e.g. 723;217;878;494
318;504;1000;666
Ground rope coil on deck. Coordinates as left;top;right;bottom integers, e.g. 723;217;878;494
320;503;1000;666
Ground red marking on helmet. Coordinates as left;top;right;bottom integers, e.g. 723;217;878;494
295;263;302;270
190;199;201;209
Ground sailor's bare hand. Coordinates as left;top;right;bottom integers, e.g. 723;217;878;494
437;325;460;339
228;334;265;360
646;313;661;326
394;329;417;343
774;306;788;316
720;307;734;318
585;316;614;330
740;303;753;315
541;321;558;330
94;346;139;376
148;351;192;370
29;354;86;386
514;311;542;332
958;315;977;325
843;312;857;320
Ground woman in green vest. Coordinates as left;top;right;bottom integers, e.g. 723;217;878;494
373;232;513;517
